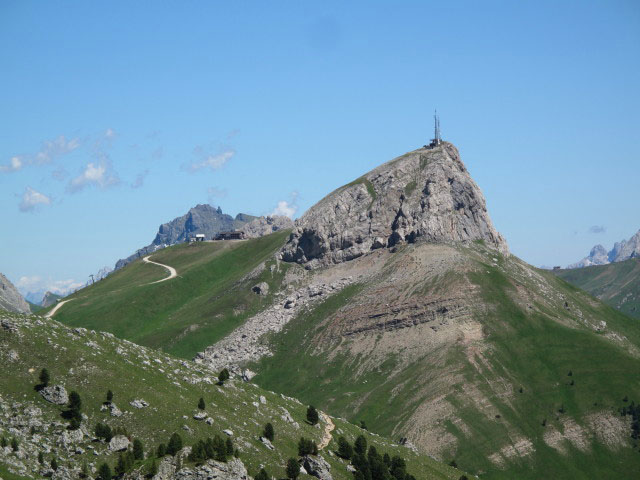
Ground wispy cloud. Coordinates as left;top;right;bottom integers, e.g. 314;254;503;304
131;170;149;189
270;192;299;219
588;225;606;234
0;134;80;173
67;161;120;193
19;186;51;212
187;147;235;172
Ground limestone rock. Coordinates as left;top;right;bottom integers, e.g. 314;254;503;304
259;436;274;450
568;229;640;268
193;411;207;421
109;435;130;452
130;399;149;408
301;455;333;480
0;273;30;314
39;385;68;405
281;142;508;266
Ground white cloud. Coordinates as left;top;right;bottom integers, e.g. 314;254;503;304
0;156;24;173
104;128;116;139
19;186;52;212
67;161;120;193
188;148;235;172
270;192;299;219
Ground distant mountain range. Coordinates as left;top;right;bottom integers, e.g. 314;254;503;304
568;229;640;268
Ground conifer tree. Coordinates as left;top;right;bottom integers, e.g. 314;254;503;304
226;437;234;456
106;390;113;403
337;436;353;459
10;437;18;452
39;368;50;387
51;458;58;471
98;462;112;480
198;397;206;410
255;468;269;480
354;435;367;456
286;458;300;479
157;443;167;457
263;422;274;441
133;438;144;460
218;368;230;384
167;433;183;455
306;405;319;425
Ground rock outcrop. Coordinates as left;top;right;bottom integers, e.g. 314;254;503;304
0;273;30;314
240;215;293;238
568;229;640;268
39;385;68;405
281;142;508;267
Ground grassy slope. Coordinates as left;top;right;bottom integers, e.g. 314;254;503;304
0;312;463;480
47;231;291;358
555;258;640;319
252;246;640;479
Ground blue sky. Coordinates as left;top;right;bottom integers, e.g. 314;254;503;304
1;0;639;296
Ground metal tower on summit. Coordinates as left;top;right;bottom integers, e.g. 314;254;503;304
429;110;442;148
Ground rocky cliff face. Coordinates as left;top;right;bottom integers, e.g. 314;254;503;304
115;205;258;270
0;273;30;314
282;142;507;266
240;215;293;238
568;229;640;268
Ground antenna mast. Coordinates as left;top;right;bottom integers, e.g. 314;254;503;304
429;110;442;148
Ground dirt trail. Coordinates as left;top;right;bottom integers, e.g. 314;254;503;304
318;412;335;450
45;299;75;318
143;255;177;284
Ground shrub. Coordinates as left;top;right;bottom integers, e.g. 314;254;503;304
218;368;230;384
106;390;113;403
263;422;274;441
51;458;58;471
198;397;206;410
39;368;50;387
167;433;183;456
95;423;113;442
0;436;6;448
306;405;319;425
286;458;300;479
360;420;368;430
10;437;18;452
38;451;44;465
226;437;234;456
337;436;353;459
255;468;269;480
149;459;158;476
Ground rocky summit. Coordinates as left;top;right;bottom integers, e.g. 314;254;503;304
568;228;640;268
0;273;30;314
282;142;508;267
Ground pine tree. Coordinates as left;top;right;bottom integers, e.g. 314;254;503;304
390;456;407;480
0;436;6;448
38;451;45;465
286;458;300;479
39;368;50;387
115;454;127;476
98;462;112;480
10;437;18;452
306;405;319;425
157;443;167;457
360;420;368;430
149;459;158;476
263;422;274;442
198;397;206;410
81;460;89;478
337;436;353;459
133;438;144;460
51;458;58;471
167;433;183;456
106;390;113;403
213;435;227;461
298;437;317;456
354;435;367;456
255;468;269;480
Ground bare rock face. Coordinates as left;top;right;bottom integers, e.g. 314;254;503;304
281;142;508;266
109;434;130;452
302;455;333;480
0;273;30;314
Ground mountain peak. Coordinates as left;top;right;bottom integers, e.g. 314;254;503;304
282;142;507;266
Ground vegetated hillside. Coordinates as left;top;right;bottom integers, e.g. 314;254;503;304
0;311;463;480
555;258;640;319
248;241;640;479
46;230;292;358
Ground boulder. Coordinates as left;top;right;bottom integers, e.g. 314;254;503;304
260;436;274;450
302;455;333;480
130;399;149;408
193;411;207;421
109;435;130;452
40;385;68;405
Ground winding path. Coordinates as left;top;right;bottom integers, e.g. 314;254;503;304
143;255;177;284
318;412;335;450
45;299;75;318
